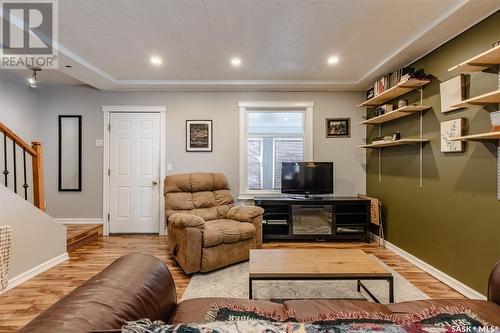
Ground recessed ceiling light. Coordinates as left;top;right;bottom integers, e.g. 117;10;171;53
150;56;163;66
327;56;339;65
230;57;242;67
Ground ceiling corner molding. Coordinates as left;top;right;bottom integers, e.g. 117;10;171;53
238;101;314;109
101;105;167;113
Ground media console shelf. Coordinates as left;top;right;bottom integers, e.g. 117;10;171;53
254;196;370;242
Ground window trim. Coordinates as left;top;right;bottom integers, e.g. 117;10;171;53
271;137;304;191
238;101;314;199
247;137;264;191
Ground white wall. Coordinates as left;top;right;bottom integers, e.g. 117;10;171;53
40;85;366;218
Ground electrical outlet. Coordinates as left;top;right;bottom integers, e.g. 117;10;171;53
167;163;173;171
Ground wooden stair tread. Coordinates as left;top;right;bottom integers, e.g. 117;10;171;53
65;224;103;252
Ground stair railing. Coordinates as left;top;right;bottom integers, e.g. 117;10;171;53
0;122;45;211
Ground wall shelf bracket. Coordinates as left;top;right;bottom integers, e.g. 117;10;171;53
497;72;500;201
497;140;500;200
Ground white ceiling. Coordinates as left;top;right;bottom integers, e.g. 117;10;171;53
24;0;500;91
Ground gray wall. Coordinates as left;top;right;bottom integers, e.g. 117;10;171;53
1;183;67;280
40;86;366;218
0;71;43;202
0;71;42;143
0;72;66;288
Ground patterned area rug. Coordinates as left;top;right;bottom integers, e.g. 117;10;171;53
181;254;428;304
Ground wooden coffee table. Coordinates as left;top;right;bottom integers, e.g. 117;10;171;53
249;249;394;303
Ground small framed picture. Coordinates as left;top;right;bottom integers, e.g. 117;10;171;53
326;118;350;138
186;120;212;152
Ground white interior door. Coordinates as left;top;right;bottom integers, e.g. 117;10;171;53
109;113;160;233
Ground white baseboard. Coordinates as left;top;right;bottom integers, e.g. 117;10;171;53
55;218;103;225
371;233;486;300
3;252;69;293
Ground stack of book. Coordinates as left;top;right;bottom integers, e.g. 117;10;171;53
371;135;394;145
366;67;426;99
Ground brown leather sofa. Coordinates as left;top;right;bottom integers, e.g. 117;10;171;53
19;253;500;332
164;172;264;274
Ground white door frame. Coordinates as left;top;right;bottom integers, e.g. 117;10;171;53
102;105;167;236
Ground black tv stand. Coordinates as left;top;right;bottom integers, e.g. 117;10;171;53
254;195;370;242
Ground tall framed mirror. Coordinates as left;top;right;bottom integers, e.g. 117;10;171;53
58;115;82;191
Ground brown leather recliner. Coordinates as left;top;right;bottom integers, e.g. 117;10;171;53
164;172;264;274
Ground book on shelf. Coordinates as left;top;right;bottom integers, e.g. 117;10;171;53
366;67;426;100
371;135;393;144
366;87;375;100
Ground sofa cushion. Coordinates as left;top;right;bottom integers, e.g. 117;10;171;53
164;173;230;193
386;299;500;326
284;300;393;322
165;191;234;220
164;173;235;221
203;219;256;248
169;298;288;324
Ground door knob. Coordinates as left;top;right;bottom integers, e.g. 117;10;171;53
152;180;158;185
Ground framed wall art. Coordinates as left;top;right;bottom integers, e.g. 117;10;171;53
186;120;212;152
58;115;82;191
440;118;465;153
439;74;466;113
326;118;350;138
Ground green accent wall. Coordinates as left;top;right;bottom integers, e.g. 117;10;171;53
366;11;500;295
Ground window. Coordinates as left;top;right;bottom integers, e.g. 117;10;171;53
239;102;313;198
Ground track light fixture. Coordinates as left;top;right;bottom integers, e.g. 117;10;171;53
27;65;41;88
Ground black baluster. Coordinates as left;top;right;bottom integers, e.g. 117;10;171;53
3;132;8;186
23;149;28;200
12;141;17;193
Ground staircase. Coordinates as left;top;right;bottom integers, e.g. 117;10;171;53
0;122;45;210
0;122;68;291
66;224;103;252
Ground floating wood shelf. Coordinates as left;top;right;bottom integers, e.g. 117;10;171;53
450;89;500;108
358;79;430;107
359;105;431;125
357;139;429;149
451;131;500;142
448;44;500;72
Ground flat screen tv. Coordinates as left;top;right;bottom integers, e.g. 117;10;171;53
281;162;333;196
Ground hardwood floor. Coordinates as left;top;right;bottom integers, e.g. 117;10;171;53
0;236;465;332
